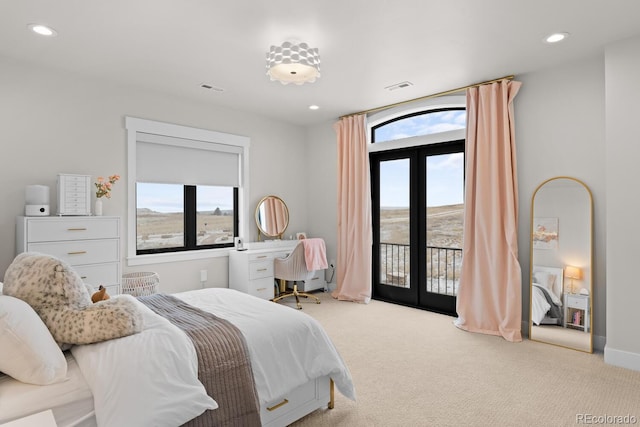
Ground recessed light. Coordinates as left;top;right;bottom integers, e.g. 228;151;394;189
309;105;320;110
28;24;57;37
544;32;569;44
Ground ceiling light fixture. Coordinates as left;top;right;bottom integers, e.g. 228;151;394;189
544;32;569;44
28;24;57;37
266;41;320;85
308;105;320;110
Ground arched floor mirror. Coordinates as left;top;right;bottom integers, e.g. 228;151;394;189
529;176;593;353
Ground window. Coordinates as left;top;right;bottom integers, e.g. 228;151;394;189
135;183;237;254
372;108;466;143
126;117;249;264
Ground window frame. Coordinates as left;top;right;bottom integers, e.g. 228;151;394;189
125;117;250;266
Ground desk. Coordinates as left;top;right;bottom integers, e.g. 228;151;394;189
229;241;297;300
228;241;325;300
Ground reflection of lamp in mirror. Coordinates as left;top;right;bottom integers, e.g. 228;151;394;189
565;266;582;294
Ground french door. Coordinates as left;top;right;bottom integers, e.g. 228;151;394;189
370;140;464;315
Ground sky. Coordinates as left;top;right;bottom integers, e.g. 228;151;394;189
376;110;466;208
137;183;233;213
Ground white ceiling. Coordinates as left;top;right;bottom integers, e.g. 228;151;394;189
2;1;640;127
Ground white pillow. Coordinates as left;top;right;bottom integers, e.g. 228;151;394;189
0;295;68;385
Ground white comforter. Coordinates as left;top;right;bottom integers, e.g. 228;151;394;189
72;288;355;427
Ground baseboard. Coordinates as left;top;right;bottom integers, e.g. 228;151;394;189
521;321;606;352
604;346;640;372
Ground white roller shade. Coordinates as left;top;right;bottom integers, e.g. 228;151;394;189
136;132;241;187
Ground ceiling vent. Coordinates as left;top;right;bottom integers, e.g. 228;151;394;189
385;81;413;91
200;83;225;92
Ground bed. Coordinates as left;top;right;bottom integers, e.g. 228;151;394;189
530;266;564;326
0;286;355;427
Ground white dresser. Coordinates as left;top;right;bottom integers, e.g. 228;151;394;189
228;240;326;300
16;216;121;295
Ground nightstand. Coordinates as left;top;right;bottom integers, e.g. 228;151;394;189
563;293;590;332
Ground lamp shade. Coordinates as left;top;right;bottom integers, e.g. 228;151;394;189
565;266;582;279
266;41;320;85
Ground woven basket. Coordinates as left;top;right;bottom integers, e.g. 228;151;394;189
121;272;159;297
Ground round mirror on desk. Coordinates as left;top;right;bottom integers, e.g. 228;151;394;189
255;195;289;240
529;176;593;353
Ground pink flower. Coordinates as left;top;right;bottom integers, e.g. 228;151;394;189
95;173;119;198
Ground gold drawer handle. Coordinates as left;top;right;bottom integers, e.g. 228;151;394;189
256;287;266;291
256;255;268;259
67;251;87;255
267;399;289;412
67;227;88;231
256;268;268;272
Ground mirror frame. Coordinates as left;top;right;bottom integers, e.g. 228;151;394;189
255;195;289;240
528;176;594;353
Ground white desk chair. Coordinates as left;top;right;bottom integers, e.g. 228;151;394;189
273;241;322;309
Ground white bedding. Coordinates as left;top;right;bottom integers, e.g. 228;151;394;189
69;288;354;427
0;353;95;427
531;284;552;325
175;288;355;404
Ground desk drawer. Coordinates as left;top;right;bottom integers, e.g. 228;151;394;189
28;239;119;266
247;277;274;300
27;218;119;242
250;261;273;279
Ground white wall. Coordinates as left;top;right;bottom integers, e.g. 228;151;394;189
515;55;607;349
0;57;307;293
305;121;338;285
604;35;640;370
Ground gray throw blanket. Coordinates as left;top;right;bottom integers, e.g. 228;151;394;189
138;293;261;427
537;286;564;323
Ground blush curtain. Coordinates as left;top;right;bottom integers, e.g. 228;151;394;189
333;114;372;303
454;80;523;342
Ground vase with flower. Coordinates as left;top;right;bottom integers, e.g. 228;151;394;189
94;174;120;216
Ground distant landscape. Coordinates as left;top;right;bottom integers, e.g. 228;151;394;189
380;204;464;248
136;204;464;295
136;208;234;250
380;204;464;294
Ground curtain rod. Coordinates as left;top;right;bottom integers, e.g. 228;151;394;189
339;74;515;119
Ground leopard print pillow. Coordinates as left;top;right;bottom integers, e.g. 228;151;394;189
3;252;143;348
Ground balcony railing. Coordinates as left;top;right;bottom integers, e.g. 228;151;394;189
380;242;462;296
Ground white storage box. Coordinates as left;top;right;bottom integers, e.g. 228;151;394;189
121;272;159;297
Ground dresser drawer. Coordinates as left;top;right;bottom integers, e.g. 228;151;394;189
250;260;273;279
74;262;119;287
27;218;119;242
28;239;119;266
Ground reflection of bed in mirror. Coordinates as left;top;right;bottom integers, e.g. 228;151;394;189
530;266;564;326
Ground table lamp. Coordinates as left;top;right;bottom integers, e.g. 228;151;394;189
565;266;582;294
